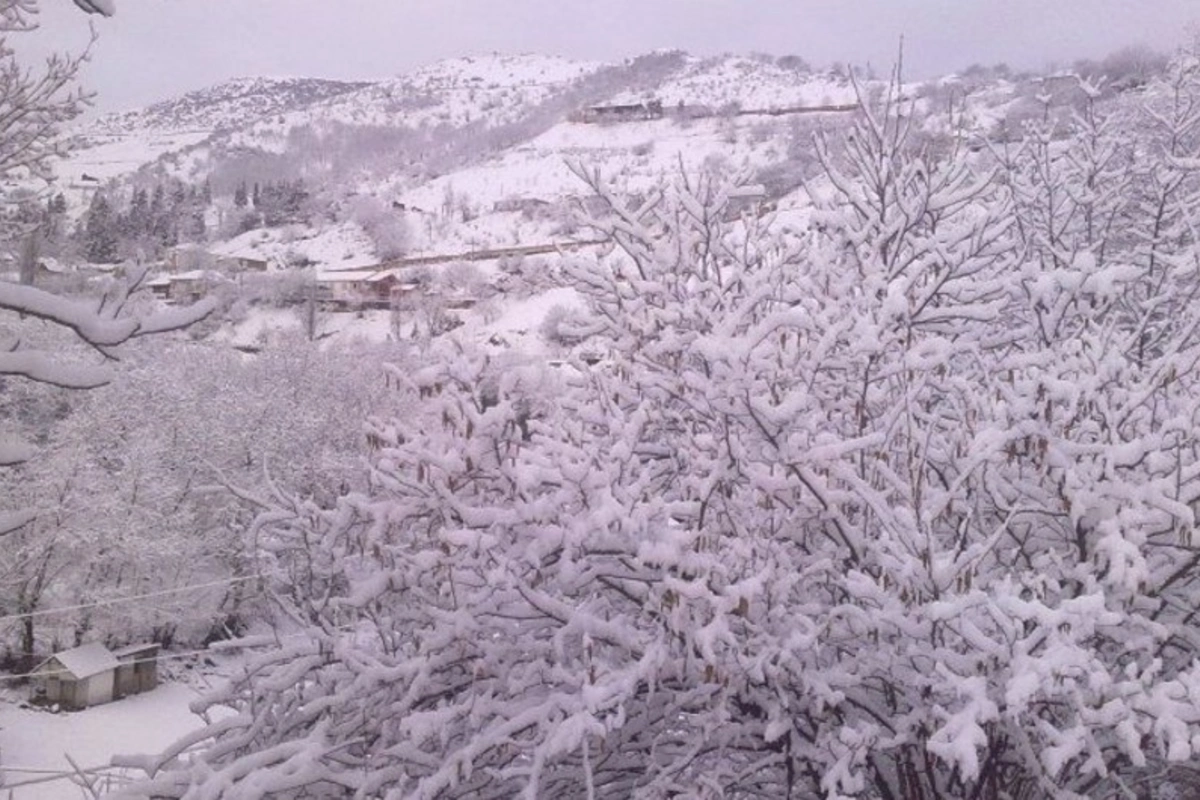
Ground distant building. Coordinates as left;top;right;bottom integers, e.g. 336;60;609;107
164;269;228;303
218;250;272;273
29;257;77;287
314;268;370;307
578;99;665;124
725;184;769;218
206;240;273;273
492;197;551;216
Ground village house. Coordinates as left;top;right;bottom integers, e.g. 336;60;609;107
30;642;160;711
305;265;416;309
578;99;665;124
34;256;70;283
724;184;769;219
148;269;229;303
220;251;272;273
311;268;378;308
365;270;407;306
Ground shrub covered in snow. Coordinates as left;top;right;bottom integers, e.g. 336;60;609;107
120;61;1200;799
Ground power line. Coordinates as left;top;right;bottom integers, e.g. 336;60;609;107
0;574;264;626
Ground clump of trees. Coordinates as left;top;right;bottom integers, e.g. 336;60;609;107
78;177;213;263
232;177;310;231
0;0;217;668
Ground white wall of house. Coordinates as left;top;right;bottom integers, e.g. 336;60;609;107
84;671;116;708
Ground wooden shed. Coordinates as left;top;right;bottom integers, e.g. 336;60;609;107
31;643;120;711
113;643;161;699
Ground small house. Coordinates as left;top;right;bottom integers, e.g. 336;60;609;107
31;642;120;711
315;268;376;308
35;257;70;282
492;197;551;216
365;270;404;306
724;184;769;219
166;269;227;303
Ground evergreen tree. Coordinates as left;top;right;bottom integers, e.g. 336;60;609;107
123;185;149;240
82;192;118;263
233;181;247;209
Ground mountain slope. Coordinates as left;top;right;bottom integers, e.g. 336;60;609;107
88;76;376;134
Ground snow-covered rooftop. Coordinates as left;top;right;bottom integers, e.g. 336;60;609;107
47;642;120;680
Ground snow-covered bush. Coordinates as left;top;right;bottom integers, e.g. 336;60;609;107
538;302;592;348
121;65;1200;799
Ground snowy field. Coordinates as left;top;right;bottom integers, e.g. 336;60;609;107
0;683;219;799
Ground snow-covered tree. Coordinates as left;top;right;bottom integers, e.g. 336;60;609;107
119;70;1200;800
82;191;119;263
0;0;211;474
347;195;410;260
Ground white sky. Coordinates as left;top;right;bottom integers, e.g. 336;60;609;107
18;0;1200;113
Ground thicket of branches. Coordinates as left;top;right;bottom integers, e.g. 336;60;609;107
116;57;1200;800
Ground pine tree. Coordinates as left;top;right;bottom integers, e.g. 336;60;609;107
123;185;149;240
83;192;118;263
233;180;247;209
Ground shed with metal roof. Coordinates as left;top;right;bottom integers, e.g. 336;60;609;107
31;642;120;711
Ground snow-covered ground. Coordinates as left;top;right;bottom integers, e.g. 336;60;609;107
0;682;220;799
396;114;802;215
214;221;381;272
59;131;211;186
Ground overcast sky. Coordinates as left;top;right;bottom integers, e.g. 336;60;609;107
19;0;1200;113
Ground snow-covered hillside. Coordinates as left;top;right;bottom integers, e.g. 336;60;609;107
610;54;857;110
51;77;375;209
86;76;374;135
216;54;608;157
